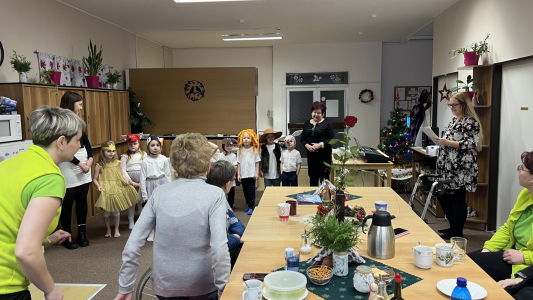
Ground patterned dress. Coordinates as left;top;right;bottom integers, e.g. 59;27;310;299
436;116;480;192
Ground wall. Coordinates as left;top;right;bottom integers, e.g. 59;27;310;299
381;41;433;129
434;73;458;132
0;0;168;89
433;0;533;76
173;47;273;131
273;42;383;148
497;59;533;227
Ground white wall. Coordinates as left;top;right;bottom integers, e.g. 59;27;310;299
434;73;459;133
273;42;383;148
0;0;168;88
172;47;273;131
497;59;533;227
433;0;533;76
381;41;433;129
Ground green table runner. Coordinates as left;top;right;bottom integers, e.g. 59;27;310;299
273;257;423;299
286;190;362;201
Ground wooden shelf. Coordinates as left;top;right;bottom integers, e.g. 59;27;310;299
477;183;489;186
457;64;494;70
482;145;489;148
474;105;491;108
466;216;487;223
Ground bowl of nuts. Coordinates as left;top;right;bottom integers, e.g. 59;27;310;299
306;265;333;285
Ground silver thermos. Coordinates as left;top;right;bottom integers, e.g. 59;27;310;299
362;211;395;259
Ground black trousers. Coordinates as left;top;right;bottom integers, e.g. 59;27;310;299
227;186;235;209
0;290;31;300
436;189;467;236
507;281;533;300
241;178;256;209
468;250;513;282
59;182;90;230
282;171;298;186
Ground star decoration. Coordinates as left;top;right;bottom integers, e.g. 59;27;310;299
439;83;452;101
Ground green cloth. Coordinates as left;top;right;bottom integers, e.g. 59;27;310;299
0;145;65;294
286;190;361;201
514;206;533;250
273;256;423;299
484;188;533;277
21;174;66;209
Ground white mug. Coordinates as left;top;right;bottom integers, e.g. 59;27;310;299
242;279;262;300
435;243;460;267
411;245;433;269
375;201;392;212
278;203;291;221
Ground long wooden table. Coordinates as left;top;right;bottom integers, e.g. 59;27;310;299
222;187;513;300
331;155;394;188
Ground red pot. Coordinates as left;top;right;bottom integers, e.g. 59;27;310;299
86;75;100;88
50;71;61;85
463;51;479;66
466;91;475;100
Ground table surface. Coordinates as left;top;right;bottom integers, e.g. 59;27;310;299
223;187;513;300
29;284;105;300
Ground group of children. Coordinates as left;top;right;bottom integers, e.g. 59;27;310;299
91;128;301;236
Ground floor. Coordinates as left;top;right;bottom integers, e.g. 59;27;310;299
43;190;493;300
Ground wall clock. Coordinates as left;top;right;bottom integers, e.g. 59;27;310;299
0;41;4;67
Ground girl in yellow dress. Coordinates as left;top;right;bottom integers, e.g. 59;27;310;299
93;141;138;238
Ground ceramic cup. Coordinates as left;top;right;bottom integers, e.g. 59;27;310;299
435;243;460;267
242;279;262;300
411;245;433;269
375;201;392;212
286;200;297;215
278;203;291;221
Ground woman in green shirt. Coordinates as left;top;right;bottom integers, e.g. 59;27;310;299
469;151;533;283
0;106;85;300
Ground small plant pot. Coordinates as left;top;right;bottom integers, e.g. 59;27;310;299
463;51;479;66
86;75;99;88
465;91;475;101
50;71;61;85
113;83;118;90
19;73;27;83
332;251;349;276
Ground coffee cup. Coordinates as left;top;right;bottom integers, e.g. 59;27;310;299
278;203;290;221
411;245;433;269
375;201;391;212
435;243;460;267
286;200;297;215
242;279;262;300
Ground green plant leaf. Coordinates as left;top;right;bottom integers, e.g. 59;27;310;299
329;139;339;145
333;153;341;161
456;80;464;84
346;176;355;182
350;146;359;154
323;162;332;168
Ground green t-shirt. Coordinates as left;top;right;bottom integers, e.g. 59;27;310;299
20;174;65;209
514;205;533;250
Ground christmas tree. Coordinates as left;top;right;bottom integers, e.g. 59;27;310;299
379;108;414;165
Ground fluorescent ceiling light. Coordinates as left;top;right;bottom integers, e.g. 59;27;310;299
222;33;282;41
174;0;257;3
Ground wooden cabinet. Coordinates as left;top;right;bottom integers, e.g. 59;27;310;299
85;91;111;146
109;91;130;143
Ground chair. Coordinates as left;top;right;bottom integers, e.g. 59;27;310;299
408;174;453;223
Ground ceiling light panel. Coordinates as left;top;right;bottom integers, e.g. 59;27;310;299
222;33;282;41
174;0;258;3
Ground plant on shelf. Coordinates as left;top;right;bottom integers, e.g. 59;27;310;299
450;75;479;92
9;51;32;74
106;70;122;84
128;86;155;131
39;69;55;85
449;34;490;59
82;40;103;76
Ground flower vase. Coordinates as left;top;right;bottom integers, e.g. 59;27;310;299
335;191;345;222
19;73;27;83
332;251;349;276
113;83;118;90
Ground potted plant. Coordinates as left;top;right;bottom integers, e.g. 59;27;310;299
323;115;359;222
82;40;103;88
106;70;122;90
308;207;361;276
9;51;32;83
39;69;55;85
128;87;155;133
450;75;479;102
449;34;490;66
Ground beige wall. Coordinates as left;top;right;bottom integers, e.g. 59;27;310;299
0;0;167;89
433;0;533;76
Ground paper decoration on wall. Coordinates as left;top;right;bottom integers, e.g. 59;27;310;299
439;83;452;101
184;80;205;101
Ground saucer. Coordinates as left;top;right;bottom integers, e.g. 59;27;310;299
437;279;487;299
261;288;308;300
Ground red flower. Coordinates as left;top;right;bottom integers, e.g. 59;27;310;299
317;204;332;216
57;62;60;70
357;214;363;220
71;66;75;72
344;116;358;127
78;67;82;73
40;61;45;68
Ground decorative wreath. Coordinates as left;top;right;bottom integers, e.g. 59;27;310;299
359;89;374;103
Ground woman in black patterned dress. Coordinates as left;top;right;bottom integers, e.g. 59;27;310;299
435;92;483;240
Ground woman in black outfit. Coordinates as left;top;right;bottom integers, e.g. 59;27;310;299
58;92;93;249
300;101;335;186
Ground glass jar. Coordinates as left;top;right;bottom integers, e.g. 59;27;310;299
300;233;312;254
353;265;375;293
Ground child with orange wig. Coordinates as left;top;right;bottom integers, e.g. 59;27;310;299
237;129;260;215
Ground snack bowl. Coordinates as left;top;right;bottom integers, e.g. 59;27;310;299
306;265;333;285
372;267;394;285
264;271;307;299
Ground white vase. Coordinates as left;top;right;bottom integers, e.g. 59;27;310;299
332;251;349;276
19;73;27;83
105;83;112;89
113;83;118;90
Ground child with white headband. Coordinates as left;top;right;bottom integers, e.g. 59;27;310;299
280;135;302;186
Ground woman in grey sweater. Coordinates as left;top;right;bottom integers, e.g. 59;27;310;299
114;133;231;300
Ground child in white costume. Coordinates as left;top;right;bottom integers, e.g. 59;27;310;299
120;133;147;229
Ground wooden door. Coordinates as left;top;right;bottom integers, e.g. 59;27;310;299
85;91;111;146
109;91;130;142
23;86;53;140
50;89;86;113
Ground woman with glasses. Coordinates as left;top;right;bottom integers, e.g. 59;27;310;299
468;151;533;291
300;101;335;186
434;92;483;239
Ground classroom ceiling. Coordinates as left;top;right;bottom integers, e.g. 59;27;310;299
57;0;457;48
